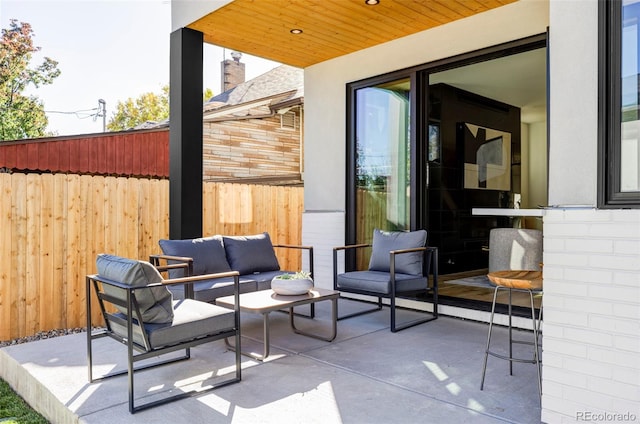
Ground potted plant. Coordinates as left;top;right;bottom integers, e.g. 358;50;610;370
271;271;314;295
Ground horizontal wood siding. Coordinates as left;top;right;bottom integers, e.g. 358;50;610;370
202;112;302;180
0;174;303;341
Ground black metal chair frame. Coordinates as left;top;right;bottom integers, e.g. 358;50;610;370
333;244;438;332
86;263;242;413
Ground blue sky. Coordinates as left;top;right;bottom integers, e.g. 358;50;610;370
1;0;280;136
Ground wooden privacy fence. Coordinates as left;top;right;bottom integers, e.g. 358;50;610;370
0;173;303;341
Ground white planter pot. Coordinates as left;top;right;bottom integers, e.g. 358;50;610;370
271;277;313;295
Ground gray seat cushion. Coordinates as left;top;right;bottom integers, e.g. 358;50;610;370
223;232;280;275
368;229;428;276
159;236;232;278
110;299;236;350
168;275;258;303
96;254;174;324
336;270;427;295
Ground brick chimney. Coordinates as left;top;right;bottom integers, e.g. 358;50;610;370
221;51;245;92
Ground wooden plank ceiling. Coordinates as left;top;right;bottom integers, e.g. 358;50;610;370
189;0;517;68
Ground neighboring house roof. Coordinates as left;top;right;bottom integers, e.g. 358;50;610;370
133;120;169;130
202;64;304;122
207;64;303;106
136;64;304;128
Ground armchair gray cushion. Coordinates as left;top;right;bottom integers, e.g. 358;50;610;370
223;232;280;275
96;254;174;324
109;298;236;350
159;236;232;278
368;229;428;276
336;270;427;295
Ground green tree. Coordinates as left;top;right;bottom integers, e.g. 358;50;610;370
0;19;61;141
107;86;215;131
107;85;170;131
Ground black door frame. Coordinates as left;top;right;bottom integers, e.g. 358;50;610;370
344;34;548;273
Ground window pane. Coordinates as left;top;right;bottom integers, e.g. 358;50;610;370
621;0;640;192
355;79;411;248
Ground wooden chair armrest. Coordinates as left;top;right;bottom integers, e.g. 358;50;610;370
154;263;189;272
149;253;194;263
162;271;240;286
333;243;371;252
273;244;313;250
389;246;427;255
87;274;133;290
390;246;437;256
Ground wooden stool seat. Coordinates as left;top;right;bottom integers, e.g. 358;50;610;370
488;270;542;290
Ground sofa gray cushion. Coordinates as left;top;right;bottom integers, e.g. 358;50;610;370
159;236;232;278
223;232;280;275
96;254;174;324
368;229;427;276
167;275;258;303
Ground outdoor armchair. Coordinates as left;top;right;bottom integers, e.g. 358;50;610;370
333;229;438;332
86;253;242;413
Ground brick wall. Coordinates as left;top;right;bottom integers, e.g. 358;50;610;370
202;111;302;181
541;209;640;423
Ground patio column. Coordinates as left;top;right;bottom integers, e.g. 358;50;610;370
169;27;203;239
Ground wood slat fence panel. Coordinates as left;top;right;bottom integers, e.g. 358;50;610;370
0;174;303;341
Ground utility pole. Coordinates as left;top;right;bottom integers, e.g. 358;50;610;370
98;99;106;132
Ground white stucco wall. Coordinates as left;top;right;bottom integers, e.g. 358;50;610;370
548;0;599;206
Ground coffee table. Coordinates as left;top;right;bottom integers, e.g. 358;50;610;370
216;288;339;361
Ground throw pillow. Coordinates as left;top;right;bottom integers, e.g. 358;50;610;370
368;229;428;276
223;232;280;275
159;236;232;278
96;254;174;324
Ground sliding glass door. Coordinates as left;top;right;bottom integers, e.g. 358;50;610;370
354;78;412;238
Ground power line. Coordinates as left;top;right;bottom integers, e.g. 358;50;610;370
1;99;107;131
45;108;99;119
45;99;106;131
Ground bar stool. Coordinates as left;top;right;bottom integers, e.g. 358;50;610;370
480;270;543;399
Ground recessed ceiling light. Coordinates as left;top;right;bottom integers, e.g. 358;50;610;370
290;29;303;34
365;0;380;5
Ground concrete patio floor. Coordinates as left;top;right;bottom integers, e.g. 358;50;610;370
0;300;542;423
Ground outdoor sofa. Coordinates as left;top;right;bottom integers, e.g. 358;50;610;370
150;232;314;303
